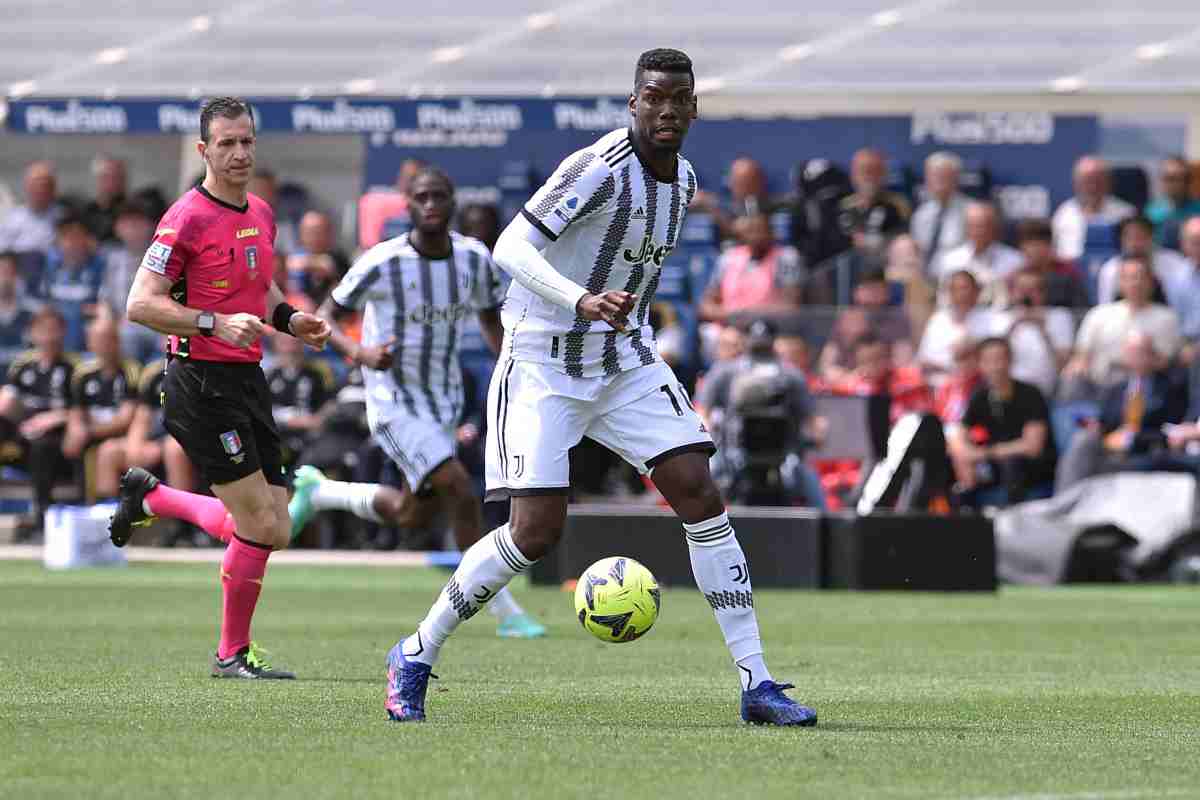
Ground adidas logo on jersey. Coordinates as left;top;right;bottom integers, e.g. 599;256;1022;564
631;206;646;220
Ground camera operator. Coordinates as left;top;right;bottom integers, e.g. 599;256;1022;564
696;319;822;507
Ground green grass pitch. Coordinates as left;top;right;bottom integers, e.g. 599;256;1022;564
2;559;1199;799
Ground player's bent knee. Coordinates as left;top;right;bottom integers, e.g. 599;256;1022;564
509;495;568;560
428;460;472;498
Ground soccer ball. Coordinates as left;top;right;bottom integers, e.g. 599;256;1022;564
573;556;661;643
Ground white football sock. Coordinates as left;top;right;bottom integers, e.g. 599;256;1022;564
486;586;525;621
402;523;531;666
684;511;774;691
310;479;384;523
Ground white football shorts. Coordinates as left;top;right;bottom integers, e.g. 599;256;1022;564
371;407;457;493
484;356;715;501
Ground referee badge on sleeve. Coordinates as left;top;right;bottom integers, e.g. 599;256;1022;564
220;430;245;463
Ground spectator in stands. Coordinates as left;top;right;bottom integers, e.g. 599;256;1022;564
835;148;910;257
698;211;806;325
774;332;811;374
932;201;1022;299
917;270;998;386
952;337;1057;505
61;316;140;472
248;168;298;254
0;161;60;265
100;199;161;364
1146;156;1200;251
83;155;127;242
1052;155;1134;261
818;268;913;382
37;213;106;353
690;157;775;243
1096;215;1190;306
824;333;931;423
1063;255;1180;393
934;335;981;426
884;234;936;340
93;357;189;496
0;253;33;373
1171;217;1200;359
697;319;821;506
950;337;1055;507
266;331;336;474
0;306;76;539
911;151;969;271
990;268;1075;400
1056;331;1188;490
1013;218;1089;308
714;324;745;363
288;210;349;305
458;203;502;252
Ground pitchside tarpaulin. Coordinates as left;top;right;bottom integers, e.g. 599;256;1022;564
4;98;1097;219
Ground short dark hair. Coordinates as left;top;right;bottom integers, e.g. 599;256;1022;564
55;212;91;233
199;96;254;143
31;303;66;328
1119;215;1154;238
1015;217;1053;245
978;336;1012;357
858;268;888;286
114;197;156;221
407;166;455;196
854;333;885;351
635;48;694;88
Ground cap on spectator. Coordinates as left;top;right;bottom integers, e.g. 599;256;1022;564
745;317;777;348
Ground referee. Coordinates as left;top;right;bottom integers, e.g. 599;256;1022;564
110;97;331;679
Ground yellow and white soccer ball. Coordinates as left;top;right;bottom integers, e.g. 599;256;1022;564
573;556;661;643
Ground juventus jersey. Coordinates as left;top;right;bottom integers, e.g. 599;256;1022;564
511;127;697;378
71;359;140;426
331;231;503;424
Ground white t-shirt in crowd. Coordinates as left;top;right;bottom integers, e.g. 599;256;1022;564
990;307;1075;398
1051;195;1134;261
918;306;1000;377
1075;301;1181;386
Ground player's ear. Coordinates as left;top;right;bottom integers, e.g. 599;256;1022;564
196;139;207;162
628;91;636;118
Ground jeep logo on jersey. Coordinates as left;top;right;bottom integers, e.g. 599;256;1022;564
408;303;472;325
623;235;671;267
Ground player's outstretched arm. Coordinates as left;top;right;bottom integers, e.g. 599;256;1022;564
313;296;394;370
127;268;265;347
493;215;634;331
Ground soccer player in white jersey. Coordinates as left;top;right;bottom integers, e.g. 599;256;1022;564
385;49;817;726
296;166;545;639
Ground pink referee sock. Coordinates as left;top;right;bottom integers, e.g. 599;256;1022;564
218;534;272;660
143;485;237;544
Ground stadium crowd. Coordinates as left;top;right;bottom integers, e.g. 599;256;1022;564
3;147;1200;546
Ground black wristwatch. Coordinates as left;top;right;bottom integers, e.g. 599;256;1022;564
196;311;216;336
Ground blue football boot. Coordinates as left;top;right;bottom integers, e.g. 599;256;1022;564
385;639;434;722
740;681;818;727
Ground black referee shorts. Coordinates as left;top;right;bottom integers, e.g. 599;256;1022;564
162;358;287;488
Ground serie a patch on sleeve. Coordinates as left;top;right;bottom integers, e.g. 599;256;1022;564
141;241;173;274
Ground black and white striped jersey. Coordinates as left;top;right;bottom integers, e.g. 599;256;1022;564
331;231;503;423
510;127;697;378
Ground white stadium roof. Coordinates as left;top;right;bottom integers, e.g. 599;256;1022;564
4;0;1200;99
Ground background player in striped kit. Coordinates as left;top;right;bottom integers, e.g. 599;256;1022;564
385;49;817;726
295;166;545;639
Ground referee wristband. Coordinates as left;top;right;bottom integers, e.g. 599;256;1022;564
272;303;300;337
